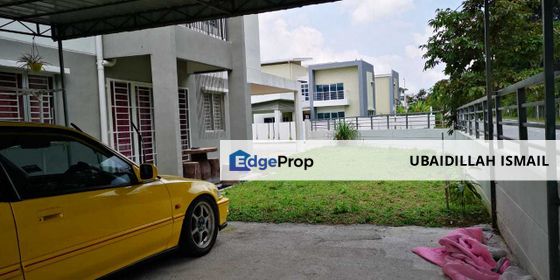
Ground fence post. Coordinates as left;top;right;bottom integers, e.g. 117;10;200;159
288;122;292;140
370;115;374;130
406;114;409;129
327;119;330;131
469;106;473;135
427;113;431;129
516;88;528;140
386;115;390;129
482;100;488;138
495;94;503;139
475;104;480;139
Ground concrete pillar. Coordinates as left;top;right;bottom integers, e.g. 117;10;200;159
150;28;182;176
228;17;252;140
294;87;304;140
274;109;282;139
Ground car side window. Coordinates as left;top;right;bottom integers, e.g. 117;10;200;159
0;133;136;199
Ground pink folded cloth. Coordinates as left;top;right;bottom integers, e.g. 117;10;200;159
412;227;509;280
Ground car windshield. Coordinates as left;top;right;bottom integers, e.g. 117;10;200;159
0;133;136;198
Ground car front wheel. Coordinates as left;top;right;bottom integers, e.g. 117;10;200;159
179;197;219;257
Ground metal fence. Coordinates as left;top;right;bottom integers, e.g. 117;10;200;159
310;112;440;131
185;18;228;41
456;72;560;140
456;70;560;280
253;122;297;141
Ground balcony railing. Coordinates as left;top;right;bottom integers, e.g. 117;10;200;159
185;19;228;41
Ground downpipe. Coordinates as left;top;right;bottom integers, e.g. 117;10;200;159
95;36;116;145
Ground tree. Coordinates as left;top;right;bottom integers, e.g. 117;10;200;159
422;0;559;127
415;89;428;102
408;100;431;113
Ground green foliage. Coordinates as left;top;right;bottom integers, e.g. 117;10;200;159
396;105;407;114
448;181;482;210
17;40;48;73
333;121;359;140
422;0;559;127
408;100;431;113
17;53;47;72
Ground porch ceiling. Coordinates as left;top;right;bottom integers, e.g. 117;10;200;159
0;0;339;40
250;83;294;95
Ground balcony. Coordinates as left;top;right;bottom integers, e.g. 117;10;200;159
185;19;228;41
313;98;349;107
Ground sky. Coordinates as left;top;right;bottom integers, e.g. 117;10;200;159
258;0;463;95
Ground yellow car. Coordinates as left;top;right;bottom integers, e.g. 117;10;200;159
0;122;229;279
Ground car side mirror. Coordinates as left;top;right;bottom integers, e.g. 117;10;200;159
140;163;158;181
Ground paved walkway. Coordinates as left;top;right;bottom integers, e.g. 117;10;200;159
111;222;463;279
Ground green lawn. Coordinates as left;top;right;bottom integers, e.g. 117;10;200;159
224;181;490;227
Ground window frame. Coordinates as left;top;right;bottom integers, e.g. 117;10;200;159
178;88;191;161
314;83;345;101
0;70;57;124
301;82;309;101
0;127;140;201
316;111;345;120
106;78;157;164
203;91;225;132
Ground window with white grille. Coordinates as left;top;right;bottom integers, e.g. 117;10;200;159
0;71;55;124
108;80;156;164
135;86;156;164
28;75;55;124
301;82;309;101
178;88;191;161
203;92;224;131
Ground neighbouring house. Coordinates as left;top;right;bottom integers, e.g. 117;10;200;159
307;60;374;120
374;70;401;115
250;58;308;140
0;15;298;176
304;61;402;118
252;58;309;122
250;59;408;137
399;87;409;109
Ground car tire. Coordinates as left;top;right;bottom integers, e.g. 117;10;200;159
178;196;219;257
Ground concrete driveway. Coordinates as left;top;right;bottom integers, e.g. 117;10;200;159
109;222;455;279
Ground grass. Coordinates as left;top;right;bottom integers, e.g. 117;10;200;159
224;181;490;227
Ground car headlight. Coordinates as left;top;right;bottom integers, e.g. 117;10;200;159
217;189;224;198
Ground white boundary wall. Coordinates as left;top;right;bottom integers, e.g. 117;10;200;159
456;131;550;280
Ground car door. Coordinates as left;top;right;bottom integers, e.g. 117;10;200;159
0;128;173;279
0;165;23;280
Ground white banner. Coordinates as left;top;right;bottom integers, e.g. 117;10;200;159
220;140;560;181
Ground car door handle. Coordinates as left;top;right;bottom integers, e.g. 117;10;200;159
38;208;64;222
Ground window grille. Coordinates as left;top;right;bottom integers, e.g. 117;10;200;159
178;88;191;161
109;80;157;164
0;71;54;124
